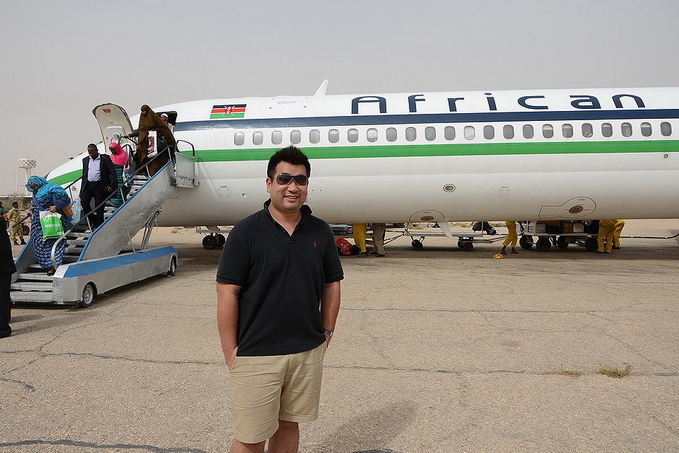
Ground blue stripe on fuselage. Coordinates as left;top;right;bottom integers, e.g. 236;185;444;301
175;109;679;132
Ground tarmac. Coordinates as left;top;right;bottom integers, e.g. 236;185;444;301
1;220;679;453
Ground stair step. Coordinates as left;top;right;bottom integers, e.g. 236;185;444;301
11;281;53;291
17;273;53;281
10;291;54;303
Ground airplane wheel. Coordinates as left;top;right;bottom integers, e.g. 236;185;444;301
557;236;569;249
411;240;424;251
519;235;533;250
166;256;177;277
202;235;218;250
215;234;226;247
79;283;96;308
536;237;551;252
585;237;598;252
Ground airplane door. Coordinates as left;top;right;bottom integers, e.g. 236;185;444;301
92;103;134;145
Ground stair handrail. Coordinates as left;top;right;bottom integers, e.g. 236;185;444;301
49;145;175;269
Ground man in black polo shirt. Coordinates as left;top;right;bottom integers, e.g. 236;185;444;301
216;146;343;453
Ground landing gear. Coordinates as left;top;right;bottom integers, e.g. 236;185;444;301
202;235;218;250
411;239;424;251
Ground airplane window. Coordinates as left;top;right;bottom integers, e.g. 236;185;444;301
425;126;436;141
601;123;613;138
253;131;263;145
367;128;378;142
523;124;534;139
444;126;455;140
582;123;593;138
291;130;301;144
621;122;633;137
272;130;282;145
661;122;672;136
348;128;359;143
406;127;417;141
503;125;514;139
234;131;245;146
386;127;397;142
641;122;652;137
309;129;321;144
483;125;495;140
542;124;554;139
464;126;475;140
562;124;573;138
329;129;340;143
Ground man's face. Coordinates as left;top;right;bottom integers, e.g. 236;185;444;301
266;161;309;215
87;146;99;159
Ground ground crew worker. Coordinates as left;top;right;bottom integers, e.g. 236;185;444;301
353;223;368;256
597;219;617;253
500;221;519;255
7;201;25;245
613;219;625;249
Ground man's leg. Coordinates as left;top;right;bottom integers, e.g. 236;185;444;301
93;189;107;228
230;439;265;453
80;186;96;228
268;420;299;453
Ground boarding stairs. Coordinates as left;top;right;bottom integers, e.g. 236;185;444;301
11;146;197;306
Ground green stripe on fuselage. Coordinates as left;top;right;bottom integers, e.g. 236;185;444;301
48;169;82;186
186;140;679;163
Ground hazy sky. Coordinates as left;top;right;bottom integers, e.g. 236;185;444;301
2;0;678;195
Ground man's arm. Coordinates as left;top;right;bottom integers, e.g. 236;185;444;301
105;156;118;191
320;280;341;344
216;282;241;369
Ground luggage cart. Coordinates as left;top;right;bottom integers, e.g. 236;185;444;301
519;220;599;252
402;222;506;251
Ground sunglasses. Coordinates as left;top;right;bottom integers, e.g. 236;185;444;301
275;173;308;186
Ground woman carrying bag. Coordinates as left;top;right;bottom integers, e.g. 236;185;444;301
25;176;72;276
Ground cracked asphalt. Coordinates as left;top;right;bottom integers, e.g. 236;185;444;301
1;220;678;452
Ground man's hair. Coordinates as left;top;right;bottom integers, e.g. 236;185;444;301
87;143;97;150
267;146;311;178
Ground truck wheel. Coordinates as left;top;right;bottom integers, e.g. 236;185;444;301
166;256;177;277
536;237;551;252
519;235;533;250
79;283;96;308
557;236;569;249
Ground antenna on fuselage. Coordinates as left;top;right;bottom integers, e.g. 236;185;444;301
314;79;329;96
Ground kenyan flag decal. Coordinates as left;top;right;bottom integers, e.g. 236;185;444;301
210;104;246;119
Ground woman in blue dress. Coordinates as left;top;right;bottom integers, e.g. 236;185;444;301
25;176;72;276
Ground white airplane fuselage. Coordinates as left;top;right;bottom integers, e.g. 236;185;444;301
48;87;679;226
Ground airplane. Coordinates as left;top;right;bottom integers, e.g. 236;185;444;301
45;82;679;247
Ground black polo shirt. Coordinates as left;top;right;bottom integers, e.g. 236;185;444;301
216;201;344;356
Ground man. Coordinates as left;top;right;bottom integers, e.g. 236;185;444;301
216;146;343;453
8;201;25;245
612;219;625;249
1;217;16;338
371;223;387;257
80;143;118;229
597;219;617;254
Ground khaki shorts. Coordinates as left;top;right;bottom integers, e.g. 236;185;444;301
229;342;327;444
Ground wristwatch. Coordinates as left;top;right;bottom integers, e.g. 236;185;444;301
323;329;334;338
